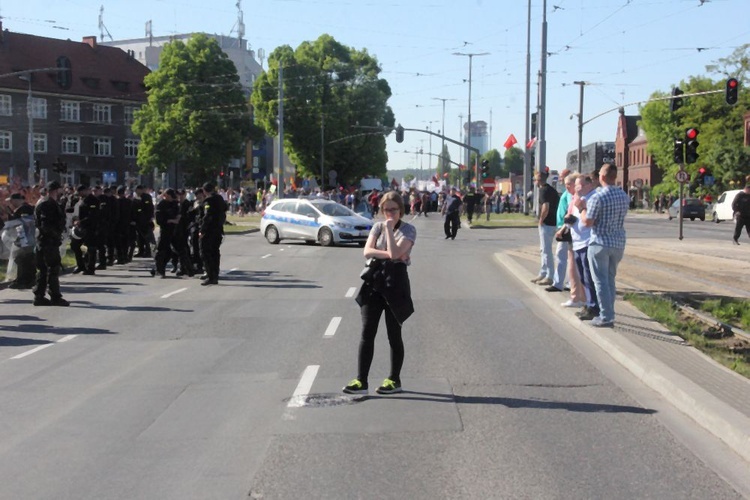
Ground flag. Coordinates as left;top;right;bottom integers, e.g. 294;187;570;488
526;137;537;149
503;134;517;149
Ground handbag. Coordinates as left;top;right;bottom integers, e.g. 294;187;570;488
359;258;382;282
555;226;572;242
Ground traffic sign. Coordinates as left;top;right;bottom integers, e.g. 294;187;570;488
675;170;689;183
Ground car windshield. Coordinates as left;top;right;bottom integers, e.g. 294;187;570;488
685;198;702;206
312;202;355;217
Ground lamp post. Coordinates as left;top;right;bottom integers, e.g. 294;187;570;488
573;81;587;173
453;52;489;186
424;120;436;178
320;70;338;192
431;97;456;179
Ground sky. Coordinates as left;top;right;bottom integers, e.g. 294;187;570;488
3;0;749;177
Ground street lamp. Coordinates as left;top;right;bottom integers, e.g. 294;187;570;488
424;120;437;178
431;97;456;179
453;52;489;185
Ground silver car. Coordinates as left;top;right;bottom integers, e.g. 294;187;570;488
261;198;374;246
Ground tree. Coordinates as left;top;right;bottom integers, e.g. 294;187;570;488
133;34;251;184
482;149;502;178
503;146;524;176
641;45;750;195
435;143;452;179
251;35;395;187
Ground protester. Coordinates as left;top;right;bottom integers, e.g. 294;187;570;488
441;187;462;240
569;175;599;319
547;170;572;293
344;191;416;395
576;164;630;327
731;175;750;245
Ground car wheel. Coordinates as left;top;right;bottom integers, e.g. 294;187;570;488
668;214;673;220
318;227;334;247
265;225;280;244
304;240;316;245
690;217;695;221
700;216;705;221
712;212;720;223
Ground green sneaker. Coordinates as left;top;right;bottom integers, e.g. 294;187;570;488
376;378;402;395
342;378;368;395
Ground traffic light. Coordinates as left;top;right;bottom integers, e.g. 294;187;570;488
697;167;706;185
480;159;489;179
726;78;739;105
530;112;538;138
685;128;699;164
670;87;684;113
395;124;404;143
673;138;684;164
34;160;40;176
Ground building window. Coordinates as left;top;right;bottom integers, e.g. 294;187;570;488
61;135;80;154
0;131;11;151
93;104;112;124
61;101;80;122
30;97;47;119
33;133;47;153
0;95;11;116
93;137;112;156
124;138;140;158
124;106;139;125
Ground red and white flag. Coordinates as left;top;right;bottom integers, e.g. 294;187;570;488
526;137;537;149
503;134;517;149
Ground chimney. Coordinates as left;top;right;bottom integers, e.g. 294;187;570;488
82;36;97;49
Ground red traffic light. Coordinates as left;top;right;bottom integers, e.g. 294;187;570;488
728;78;738;89
726;78;739;105
698;167;706;174
686;128;699;140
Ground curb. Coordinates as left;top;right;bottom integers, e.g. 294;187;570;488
494;252;750;464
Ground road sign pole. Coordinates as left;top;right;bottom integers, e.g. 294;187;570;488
679;163;684;241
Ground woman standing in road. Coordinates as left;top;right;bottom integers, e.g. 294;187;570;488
344;191;416;395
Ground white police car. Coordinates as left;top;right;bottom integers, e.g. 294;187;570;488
261;198;373;246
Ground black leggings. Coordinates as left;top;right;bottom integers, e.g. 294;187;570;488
734;216;750;241
357;291;404;384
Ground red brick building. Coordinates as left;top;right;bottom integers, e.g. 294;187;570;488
0;25;149;187
614;108;661;205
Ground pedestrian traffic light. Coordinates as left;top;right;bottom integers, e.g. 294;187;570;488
481;159;489;179
530;112;538;138
395;124;404;143
685;128;699;164
726;78;739;105
673;138;684;164
670;87;684;113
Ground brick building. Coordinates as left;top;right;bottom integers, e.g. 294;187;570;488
0;26;150;187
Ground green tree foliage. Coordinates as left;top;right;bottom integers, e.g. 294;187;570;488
481;149;503;178
435;143;452;180
251;35;395;186
503;146;525;176
133;35;251;184
641;45;750;195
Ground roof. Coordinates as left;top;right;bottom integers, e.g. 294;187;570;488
624;115;641;143
0;27;149;102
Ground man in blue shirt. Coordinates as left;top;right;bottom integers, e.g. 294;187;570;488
576;164;629;327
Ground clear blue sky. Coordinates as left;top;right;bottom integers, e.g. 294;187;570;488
4;0;749;176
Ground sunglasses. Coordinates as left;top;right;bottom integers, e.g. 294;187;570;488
382;207;399;213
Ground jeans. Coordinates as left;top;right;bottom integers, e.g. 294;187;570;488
553;239;569;289
587;243;624;323
575;247;598;311
538;224;556;279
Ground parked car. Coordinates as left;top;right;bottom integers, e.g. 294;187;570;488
260;199;373;246
711;189;742;223
667;198;705;221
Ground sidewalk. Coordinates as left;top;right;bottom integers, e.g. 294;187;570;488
495;240;750;464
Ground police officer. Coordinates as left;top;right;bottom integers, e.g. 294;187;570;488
69;185;87;273
187;188;205;275
77;185;101;275
442;187;462;240
5;193;36;288
173;189;195;277
93;185;111;270
199;183;227;285
151;189;180;278
102;187;119;266
115;186;133;264
33;181;69;306
135;185;154;257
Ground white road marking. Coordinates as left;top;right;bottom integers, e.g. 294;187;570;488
323;317;342;338
287;365;320;408
10;334;79;359
11;344;53;359
229;267;238;273
345;287;357;298
161;287;188;299
261;254;272;259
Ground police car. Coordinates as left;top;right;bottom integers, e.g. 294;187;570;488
260;198;373;246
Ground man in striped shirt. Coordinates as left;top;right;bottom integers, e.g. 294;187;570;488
576;164;629;328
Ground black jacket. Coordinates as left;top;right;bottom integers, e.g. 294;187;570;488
200;193;228;237
356;260;414;325
35;198;66;246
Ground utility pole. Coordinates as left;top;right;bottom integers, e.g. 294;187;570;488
453;51;489;187
277;61;284;197
524;0;532;215
538;0;549;175
573;81;586;173
432;97;456;179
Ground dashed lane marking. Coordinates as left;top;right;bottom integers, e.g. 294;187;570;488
345;287;357;298
161;287;188;299
261;254;272;259
287;365;320;408
323;317;342;338
11;334;78;360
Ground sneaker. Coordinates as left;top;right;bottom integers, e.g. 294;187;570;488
590;317;614;328
733;238;740;245
50;298;70;307
537;278;553;286
576;307;598;321
342;379;368;395
544;285;563;292
530;275;545;284
561;300;585;308
33;296;52;306
376;378;402;395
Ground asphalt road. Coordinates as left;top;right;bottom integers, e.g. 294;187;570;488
0;215;746;499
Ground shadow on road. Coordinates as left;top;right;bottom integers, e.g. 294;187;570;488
0;323;115;335
0;336;53;347
0;315;46;322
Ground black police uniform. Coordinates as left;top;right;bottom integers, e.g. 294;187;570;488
33;194;68;305
187;197;204;273
136;192;155;257
115;191;133;263
153;197;180;276
443;193;462;240
77;193;101;274
8;202;36;288
199;192;228;284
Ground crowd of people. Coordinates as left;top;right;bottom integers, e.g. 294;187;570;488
1;181;231;306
